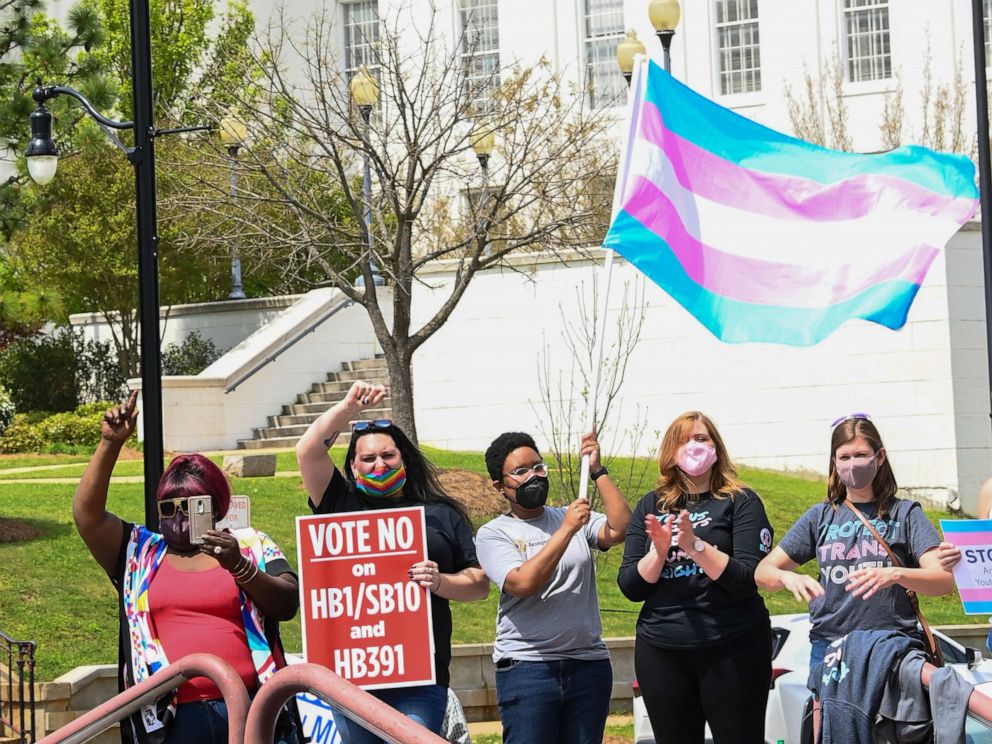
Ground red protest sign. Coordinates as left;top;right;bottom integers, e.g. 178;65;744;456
296;506;435;689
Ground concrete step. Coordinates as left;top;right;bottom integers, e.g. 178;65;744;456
236;355;389;451
330;369;389;383
345;358;388;372
269;407;393;428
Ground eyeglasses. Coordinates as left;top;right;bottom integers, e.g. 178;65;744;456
503;462;549;479
352;419;394;433
157;497;190;519
830;412;871;428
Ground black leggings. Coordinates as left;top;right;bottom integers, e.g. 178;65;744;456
634;619;772;744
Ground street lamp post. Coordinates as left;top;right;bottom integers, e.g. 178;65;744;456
616;30;647;86
648;0;682;73
350;66;385;288
25;0;210;531
219;113;248;300
470;123;495;257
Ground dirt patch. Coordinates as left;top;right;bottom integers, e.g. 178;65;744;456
603;737;631;744
438;469;505;519
116;446;143;461
0;517;42;543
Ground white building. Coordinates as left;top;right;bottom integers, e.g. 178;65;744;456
50;0;992;513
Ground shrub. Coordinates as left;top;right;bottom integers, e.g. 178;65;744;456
161;330;224;375
0;414;45;453
37;410;105;447
0;401;117;453
0;329;77;411
0;385;15;436
0;327;127;412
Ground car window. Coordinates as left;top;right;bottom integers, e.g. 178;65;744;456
966;713;992;743
939;636;969;665
771;628;790;661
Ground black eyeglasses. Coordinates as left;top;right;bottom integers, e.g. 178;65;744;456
830;412;871;428
157;497;189;519
352;418;394;433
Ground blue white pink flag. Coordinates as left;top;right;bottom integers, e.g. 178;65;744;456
603;59;980;346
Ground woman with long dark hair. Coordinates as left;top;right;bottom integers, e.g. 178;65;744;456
618;411;774;744
74;391;300;744
296;381;488;743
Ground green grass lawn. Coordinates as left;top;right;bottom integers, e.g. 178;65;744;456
0;450;983;681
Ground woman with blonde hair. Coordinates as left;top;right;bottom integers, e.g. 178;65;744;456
617;411;773;744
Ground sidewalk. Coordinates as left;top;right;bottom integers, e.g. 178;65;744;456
466;714;633;739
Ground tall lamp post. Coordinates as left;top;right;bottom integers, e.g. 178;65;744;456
24;0;209;531
616;30;647;86
470;123;495;257
648;0;681;73
350;66;385;288
219;112;248;300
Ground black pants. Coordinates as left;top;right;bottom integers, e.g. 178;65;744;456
634;618;772;744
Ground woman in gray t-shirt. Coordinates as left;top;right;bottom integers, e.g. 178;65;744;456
475;430;632;744
755;416;960;730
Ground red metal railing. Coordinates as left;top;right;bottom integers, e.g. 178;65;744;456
35;653;249;744
922;661;992;726
246;663;447;744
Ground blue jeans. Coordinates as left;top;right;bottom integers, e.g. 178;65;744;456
495;657;613;744
165;698;299;744
333;684;447;744
986;628;992;657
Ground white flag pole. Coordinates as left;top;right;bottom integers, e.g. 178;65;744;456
577;55;647;502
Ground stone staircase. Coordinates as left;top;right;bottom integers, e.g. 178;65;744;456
237;355;392;450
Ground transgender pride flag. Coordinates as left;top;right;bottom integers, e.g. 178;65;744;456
603;60;980;346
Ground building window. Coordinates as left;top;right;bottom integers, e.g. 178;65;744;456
459;0;500;112
343;0;380;79
842;0;890;82
583;0;626;109
714;0;761;94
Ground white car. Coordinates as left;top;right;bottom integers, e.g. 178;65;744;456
633;613;992;744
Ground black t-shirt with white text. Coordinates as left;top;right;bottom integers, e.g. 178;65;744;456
617;489;772;649
310;468;478;686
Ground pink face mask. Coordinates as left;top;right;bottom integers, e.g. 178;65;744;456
677;441;717;477
835;454;878;490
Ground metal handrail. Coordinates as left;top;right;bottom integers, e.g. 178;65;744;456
245;663;447;744
224;296;354;394
36;653;249;744
0;628;36;744
921;661;992;725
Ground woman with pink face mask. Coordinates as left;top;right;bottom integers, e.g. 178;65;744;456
755;414;960;738
617;411;774;744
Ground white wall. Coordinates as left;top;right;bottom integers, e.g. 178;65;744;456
409;223;992;514
70;294;304;354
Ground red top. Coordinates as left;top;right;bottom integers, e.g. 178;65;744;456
149;561;259;703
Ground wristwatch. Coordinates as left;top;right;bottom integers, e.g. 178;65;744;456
590;466;609;481
690;538;706;555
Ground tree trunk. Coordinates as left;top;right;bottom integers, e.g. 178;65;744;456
381;343;418;445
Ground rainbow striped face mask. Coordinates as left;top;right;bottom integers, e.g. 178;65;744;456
354;466;407;497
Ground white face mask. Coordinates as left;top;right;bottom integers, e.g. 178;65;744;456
677;441;717;477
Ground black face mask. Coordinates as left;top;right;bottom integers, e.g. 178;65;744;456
512;475;549;509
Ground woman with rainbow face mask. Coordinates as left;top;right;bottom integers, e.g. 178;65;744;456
296;381;489;744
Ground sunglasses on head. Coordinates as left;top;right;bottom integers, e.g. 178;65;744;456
157;497;190;519
830;412;871;428
352;418;394;433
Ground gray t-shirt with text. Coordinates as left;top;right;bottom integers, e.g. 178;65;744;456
476;506;611;662
777;498;940;642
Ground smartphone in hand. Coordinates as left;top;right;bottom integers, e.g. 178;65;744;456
188;495;215;544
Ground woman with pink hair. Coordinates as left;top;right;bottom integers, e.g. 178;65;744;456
73;392;300;744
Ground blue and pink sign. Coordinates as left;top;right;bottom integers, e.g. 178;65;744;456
940;519;992;614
